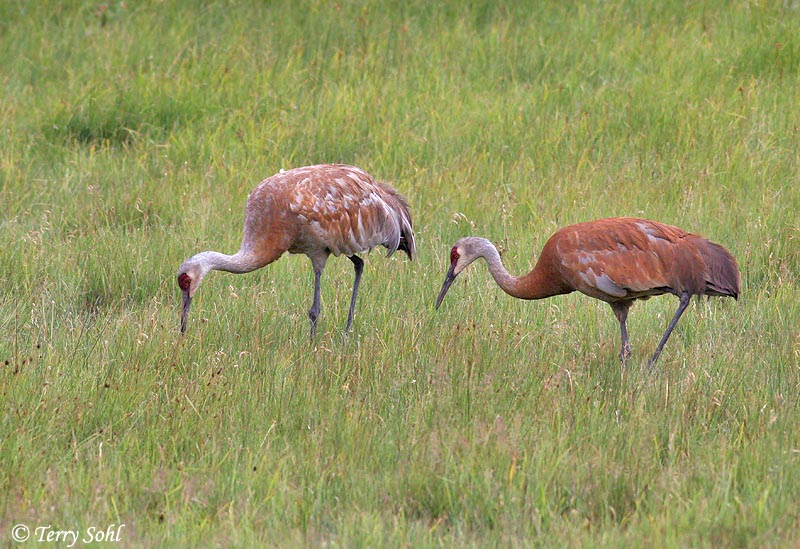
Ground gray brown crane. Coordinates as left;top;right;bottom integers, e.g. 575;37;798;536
178;164;416;336
435;217;739;366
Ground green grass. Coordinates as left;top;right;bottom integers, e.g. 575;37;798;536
2;0;799;546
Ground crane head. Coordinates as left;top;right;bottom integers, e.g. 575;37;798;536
178;272;193;333
177;255;212;333
435;246;461;309
435;238;488;309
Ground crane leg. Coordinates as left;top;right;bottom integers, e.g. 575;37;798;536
610;302;632;363
648;291;691;368
345;255;364;332
308;268;322;338
308;255;328;339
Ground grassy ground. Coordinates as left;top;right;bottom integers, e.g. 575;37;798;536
1;0;799;546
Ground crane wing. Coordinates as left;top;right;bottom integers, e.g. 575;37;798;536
552;218;690;301
284;165;410;258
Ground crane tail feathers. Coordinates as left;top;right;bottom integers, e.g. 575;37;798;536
695;238;741;299
397;217;416;261
376;182;416;261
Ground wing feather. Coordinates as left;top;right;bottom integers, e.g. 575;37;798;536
552;218;690;300
262;164;413;258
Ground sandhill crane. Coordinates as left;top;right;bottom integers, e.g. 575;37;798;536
435;217;739;366
178;164;416;336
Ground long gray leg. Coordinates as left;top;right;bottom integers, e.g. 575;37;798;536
648;292;691;368
345;255;364;332
610;301;632;363
308;254;329;338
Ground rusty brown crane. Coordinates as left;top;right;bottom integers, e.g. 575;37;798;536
435;217;739;366
178;164;415;336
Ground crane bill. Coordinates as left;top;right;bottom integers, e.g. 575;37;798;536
435;265;457;309
181;291;192;333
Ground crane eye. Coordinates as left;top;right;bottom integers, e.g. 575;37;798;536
450;247;460;264
178;273;192;291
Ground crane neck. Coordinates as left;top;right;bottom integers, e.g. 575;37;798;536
481;244;564;300
196;250;263;275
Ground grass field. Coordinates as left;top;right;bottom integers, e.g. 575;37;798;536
2;0;799;546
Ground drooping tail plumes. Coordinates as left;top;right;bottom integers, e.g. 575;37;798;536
377;182;416;261
695;238;740;299
397;214;416;261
